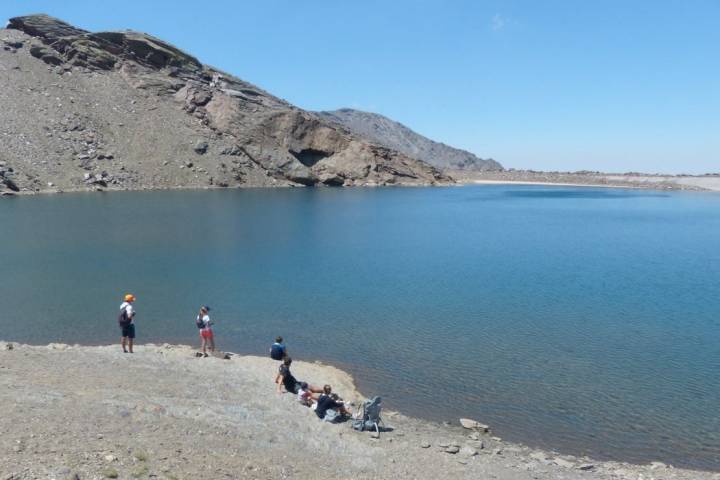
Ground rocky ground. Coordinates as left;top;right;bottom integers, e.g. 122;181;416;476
455;170;720;192
1;342;717;480
0;14;449;197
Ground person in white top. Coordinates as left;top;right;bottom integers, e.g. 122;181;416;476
196;305;214;357
119;293;136;353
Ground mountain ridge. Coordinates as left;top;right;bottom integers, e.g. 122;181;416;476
0;14;450;196
317;108;503;172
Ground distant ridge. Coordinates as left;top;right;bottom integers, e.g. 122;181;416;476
317;108;503;172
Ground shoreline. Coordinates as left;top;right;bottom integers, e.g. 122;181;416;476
453;171;720;192
465;179;637;189
1;341;716;479
4;174;720;198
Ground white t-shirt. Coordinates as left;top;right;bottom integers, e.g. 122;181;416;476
199;314;211;329
120;302;134;324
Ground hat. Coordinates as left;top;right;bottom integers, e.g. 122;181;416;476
124;294;136;302
201;305;211;312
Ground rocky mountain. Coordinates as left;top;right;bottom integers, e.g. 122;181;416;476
0;15;450;196
317;109;503;172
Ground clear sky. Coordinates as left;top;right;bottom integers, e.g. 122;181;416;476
3;1;718;173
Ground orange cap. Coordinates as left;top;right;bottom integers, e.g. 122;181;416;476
124;294;136;302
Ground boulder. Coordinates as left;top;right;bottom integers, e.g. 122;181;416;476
459;446;478;457
319;172;344;186
3;40;24;49
28;45;63;65
459;418;489;432
193;141;208;154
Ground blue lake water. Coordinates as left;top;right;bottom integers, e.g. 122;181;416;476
1;185;719;469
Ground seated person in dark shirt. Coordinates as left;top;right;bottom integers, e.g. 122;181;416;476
315;385;352;420
275;357;322;394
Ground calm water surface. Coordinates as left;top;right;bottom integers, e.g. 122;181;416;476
1;186;719;469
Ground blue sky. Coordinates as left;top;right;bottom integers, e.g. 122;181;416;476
3;1;718;173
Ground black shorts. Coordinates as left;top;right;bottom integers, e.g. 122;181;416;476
120;324;135;339
287;381;300;394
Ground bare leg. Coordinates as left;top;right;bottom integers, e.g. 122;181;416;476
121;337;127;352
308;384;324;394
128;338;134;353
209;335;215;352
201;337;206;355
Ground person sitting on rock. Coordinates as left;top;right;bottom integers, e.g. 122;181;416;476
269;336;287;361
275;357;323;395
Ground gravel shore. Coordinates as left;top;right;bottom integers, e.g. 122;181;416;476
454;170;720;191
1;342;716;480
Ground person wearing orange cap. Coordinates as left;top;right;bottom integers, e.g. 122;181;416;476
118;294;137;353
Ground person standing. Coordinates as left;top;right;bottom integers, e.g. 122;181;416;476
196;305;214;357
119;294;136;353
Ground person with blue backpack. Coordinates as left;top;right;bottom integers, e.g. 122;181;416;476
269;336;287;361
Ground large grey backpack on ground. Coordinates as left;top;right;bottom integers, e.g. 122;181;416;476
352;396;384;434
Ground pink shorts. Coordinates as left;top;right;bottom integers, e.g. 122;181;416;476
200;328;214;339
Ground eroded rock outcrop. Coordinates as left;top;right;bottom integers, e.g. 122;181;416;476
1;14;450;193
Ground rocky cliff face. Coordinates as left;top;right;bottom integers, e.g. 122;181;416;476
317;109;503;173
0;15;450;195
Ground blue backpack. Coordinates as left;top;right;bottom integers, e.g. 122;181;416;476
270;343;285;360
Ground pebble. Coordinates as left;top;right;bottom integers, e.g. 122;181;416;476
578;463;595;471
420;442;431;448
104;454;117;462
445;446;460;454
